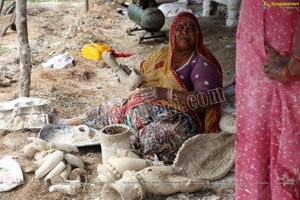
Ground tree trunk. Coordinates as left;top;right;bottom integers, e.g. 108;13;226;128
85;0;89;12
16;0;31;97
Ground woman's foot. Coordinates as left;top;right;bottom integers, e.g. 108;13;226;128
48;108;66;124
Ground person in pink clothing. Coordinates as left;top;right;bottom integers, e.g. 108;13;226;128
235;1;300;199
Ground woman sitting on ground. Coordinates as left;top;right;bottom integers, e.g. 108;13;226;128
49;12;223;163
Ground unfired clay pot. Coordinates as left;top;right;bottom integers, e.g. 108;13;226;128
97;156;153;182
99;124;132;162
101;166;208;200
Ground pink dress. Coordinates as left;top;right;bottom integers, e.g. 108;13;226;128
235;1;300;199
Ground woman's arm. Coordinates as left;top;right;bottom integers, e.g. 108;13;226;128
264;15;300;81
287;15;300;77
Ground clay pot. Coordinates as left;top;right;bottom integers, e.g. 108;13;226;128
97;156;152;182
99;124;132;162
101;166;208;200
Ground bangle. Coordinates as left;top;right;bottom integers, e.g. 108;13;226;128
282;64;300;81
292;54;300;65
167;88;174;101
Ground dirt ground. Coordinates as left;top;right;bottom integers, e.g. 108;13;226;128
0;0;236;199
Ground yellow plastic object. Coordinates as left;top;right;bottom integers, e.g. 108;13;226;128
81;43;110;60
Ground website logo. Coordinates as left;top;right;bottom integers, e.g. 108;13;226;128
264;0;300;10
263;0;272;10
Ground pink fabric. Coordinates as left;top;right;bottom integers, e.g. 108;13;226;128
235;1;300;200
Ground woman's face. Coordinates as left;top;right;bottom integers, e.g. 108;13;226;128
175;17;197;51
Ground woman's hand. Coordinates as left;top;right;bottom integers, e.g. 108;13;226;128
138;87;168;101
263;42;290;81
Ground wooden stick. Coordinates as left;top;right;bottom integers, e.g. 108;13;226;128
0;0;5;15
0;12;16;37
2;1;15;15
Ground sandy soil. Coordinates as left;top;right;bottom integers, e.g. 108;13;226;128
0;0;236;199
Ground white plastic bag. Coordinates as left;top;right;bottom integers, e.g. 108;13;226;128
0;157;24;192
